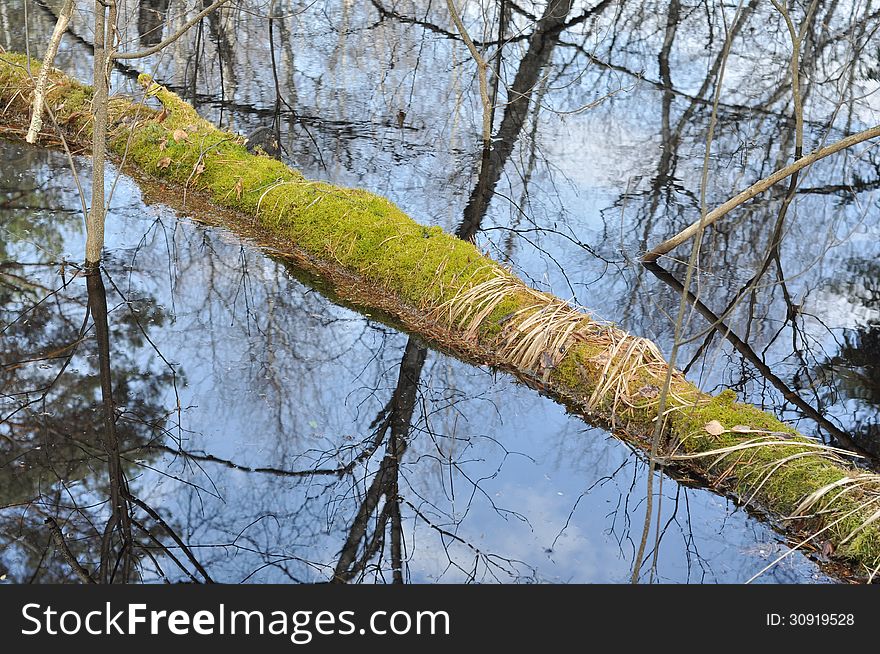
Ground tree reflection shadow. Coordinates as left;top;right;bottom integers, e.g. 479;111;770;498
0;257;196;582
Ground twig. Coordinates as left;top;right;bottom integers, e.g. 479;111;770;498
446;0;492;145
633;0;742;583
128;495;214;583
112;0;233;60
642;124;880;263
45;517;97;584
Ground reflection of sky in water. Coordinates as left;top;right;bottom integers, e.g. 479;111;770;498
1;144;831;582
4;0;879;582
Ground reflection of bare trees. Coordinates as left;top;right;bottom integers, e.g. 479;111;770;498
137;0;171;48
86;267;136;582
327;4;611;582
332;338;425;583
457;0;580;240
0;252;218;582
645;261;873;458
603;1;880;465
0;260;179;581
814;259;880;457
0;149;213;582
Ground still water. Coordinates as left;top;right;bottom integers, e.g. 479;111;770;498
3;0;879;583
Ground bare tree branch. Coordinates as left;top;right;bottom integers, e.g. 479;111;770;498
642;124;880;263
112;0;233;60
46;516;97;584
446;0;492;145
26;0;75;143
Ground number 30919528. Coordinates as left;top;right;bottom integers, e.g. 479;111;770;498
766;613;854;626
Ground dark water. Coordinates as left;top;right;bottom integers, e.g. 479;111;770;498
2;0;879;583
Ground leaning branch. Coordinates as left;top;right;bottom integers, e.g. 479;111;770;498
112;0;232;60
642;124;880;263
25;0;75;143
447;0;492;145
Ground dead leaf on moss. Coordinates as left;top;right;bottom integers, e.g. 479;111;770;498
172;128;188;142
704;420;725;436
637;384;660;399
234;177;244;200
157;156;171;169
158;139;167;151
730;425;753;433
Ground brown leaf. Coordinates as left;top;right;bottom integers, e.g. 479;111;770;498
158;139;167;151
153;107;169;123
730;425;753;433
637;384;660;399
194;162;205;175
172;128;188;143
157;156;172;169
234;177;244;200
704;420;725;436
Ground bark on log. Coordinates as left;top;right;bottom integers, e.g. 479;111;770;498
2;52;878;580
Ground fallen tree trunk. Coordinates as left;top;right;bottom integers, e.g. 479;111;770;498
2;52;879;580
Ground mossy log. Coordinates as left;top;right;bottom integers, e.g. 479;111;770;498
2;53;879;580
